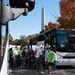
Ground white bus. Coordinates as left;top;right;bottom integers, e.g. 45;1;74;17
30;28;75;66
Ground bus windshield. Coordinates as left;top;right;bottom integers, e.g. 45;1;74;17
56;30;68;48
55;29;75;52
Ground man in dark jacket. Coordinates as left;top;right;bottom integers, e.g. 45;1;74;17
28;48;35;68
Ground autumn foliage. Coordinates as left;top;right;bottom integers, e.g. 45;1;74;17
25;35;35;44
57;0;75;28
48;22;60;29
41;22;60;32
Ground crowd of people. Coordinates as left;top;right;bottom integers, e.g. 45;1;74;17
8;45;57;75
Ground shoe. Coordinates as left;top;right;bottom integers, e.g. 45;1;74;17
40;71;44;74
20;66;22;68
48;72;55;75
20;66;24;69
48;72;52;75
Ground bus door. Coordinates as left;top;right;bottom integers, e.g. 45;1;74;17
45;32;56;49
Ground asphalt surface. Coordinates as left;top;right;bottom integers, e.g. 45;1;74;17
9;66;70;75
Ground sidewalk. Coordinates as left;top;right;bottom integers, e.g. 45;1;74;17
9;69;68;75
54;70;67;75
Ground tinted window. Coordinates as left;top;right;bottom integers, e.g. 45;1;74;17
68;30;75;49
56;30;68;48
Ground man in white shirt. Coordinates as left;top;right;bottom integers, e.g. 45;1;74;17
13;46;19;66
35;47;42;73
45;48;48;63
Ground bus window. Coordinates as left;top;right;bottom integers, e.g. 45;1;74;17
56;30;68;48
68;30;75;50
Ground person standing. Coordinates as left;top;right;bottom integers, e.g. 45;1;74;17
44;47;48;70
8;48;13;67
53;50;57;70
13;46;19;66
47;46;55;74
19;47;27;69
52;44;57;70
28;48;35;69
35;47;43;73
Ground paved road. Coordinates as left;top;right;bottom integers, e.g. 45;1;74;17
9;66;75;75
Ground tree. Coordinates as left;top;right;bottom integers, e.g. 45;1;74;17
9;33;13;44
25;35;35;44
19;35;26;46
40;22;60;33
48;22;60;29
57;0;75;28
20;35;26;40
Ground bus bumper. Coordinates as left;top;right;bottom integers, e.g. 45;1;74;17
56;59;75;66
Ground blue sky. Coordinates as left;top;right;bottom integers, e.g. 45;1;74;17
7;0;61;39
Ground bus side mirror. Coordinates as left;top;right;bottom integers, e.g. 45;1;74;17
9;0;35;12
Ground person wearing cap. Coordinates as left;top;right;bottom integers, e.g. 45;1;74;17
47;46;55;74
